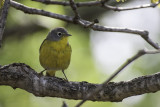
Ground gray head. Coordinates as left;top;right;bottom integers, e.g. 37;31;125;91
46;27;71;41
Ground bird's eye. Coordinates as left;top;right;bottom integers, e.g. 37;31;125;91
57;32;62;37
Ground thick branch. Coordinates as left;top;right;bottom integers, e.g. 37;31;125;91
0;0;10;47
1;63;160;102
10;1;160;49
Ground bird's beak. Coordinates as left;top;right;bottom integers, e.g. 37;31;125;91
66;33;72;36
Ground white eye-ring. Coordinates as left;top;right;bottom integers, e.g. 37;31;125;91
57;32;62;37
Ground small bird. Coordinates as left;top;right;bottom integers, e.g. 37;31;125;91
39;27;72;80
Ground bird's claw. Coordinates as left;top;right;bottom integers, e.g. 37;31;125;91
38;69;46;76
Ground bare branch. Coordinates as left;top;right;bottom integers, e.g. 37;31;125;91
0;0;10;47
69;0;80;22
1;63;160;102
10;1;160;49
31;0;103;7
10;0;73;22
86;24;159;49
32;0;159;11
75;49;160;107
85;19;99;28
103;3;159;11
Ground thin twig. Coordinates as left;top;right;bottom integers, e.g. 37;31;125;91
10;1;160;49
31;0;103;7
0;0;10;47
10;0;73;22
103;3;159;11
75;49;160;107
69;0;80;22
85;19;99;28
32;0;159;11
79;21;159;49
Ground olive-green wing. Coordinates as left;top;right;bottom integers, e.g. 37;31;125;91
39;39;47;53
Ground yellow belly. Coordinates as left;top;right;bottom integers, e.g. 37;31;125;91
39;39;71;72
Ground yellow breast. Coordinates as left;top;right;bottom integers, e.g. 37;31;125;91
39;37;72;71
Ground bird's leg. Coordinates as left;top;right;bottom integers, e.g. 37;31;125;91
62;70;68;81
39;69;46;76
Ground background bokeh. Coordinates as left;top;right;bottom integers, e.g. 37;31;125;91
0;0;160;107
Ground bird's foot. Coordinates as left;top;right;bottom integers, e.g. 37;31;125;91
62;77;68;81
38;69;46;76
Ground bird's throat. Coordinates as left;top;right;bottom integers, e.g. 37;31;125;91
49;37;69;50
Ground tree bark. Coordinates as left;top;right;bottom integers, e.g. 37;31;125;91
0;63;160;102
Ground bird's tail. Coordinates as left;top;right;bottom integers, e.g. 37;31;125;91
46;70;56;76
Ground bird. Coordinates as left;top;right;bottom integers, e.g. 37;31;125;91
39;27;72;80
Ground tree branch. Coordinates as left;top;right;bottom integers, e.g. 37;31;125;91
104;3;159;11
0;0;10;47
69;0;80;21
10;0;160;49
1;63;160;102
10;0;73;22
75;49;160;106
32;0;159;11
31;0;103;7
